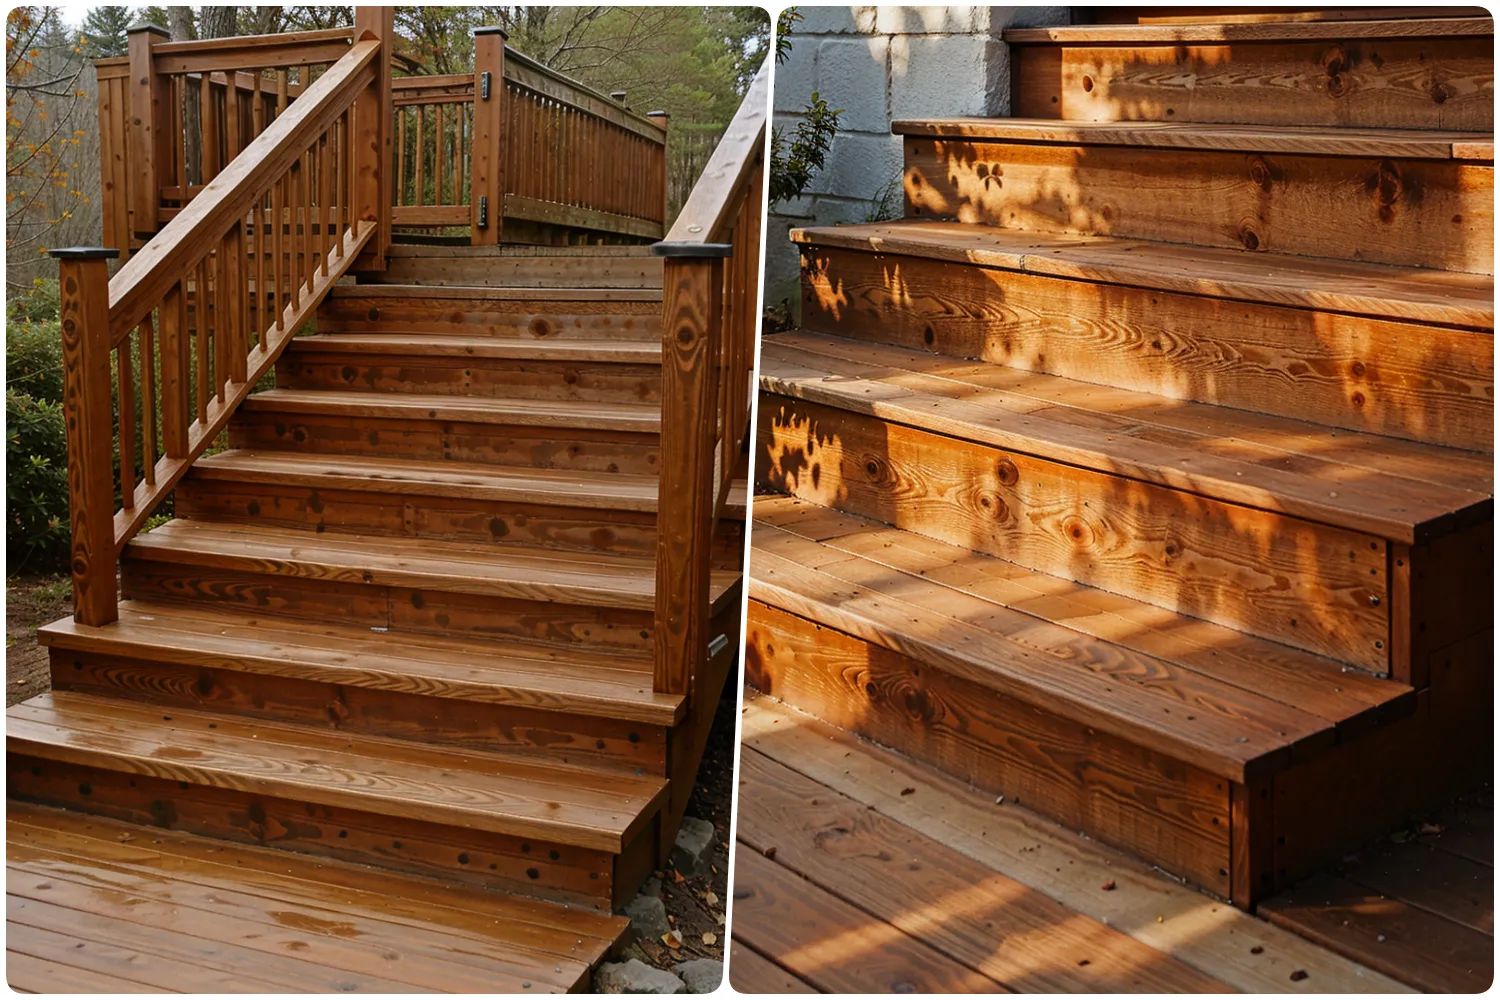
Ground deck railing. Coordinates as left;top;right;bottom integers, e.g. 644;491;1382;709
651;57;769;696
99;24;667;252
57;13;391;625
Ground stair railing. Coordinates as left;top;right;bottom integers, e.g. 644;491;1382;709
54;15;392;627
651;57;769;697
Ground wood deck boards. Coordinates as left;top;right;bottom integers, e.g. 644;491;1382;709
1002;16;1494;43
1260;793;1494;992
289;334;663;364
7;801;622;993
242;388;662;433
790;221;1495;329
761;330;1492;543
733;694;1413;994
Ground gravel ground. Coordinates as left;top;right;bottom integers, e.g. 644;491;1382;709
6;574;70;707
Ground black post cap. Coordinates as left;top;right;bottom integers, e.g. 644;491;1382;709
48;247;121;260
474;26;509;39
127;23;170;37
652;242;733;259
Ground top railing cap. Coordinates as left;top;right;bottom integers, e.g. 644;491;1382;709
652;242;733;259
127;23;170;37
473;26;509;38
49;247;121;260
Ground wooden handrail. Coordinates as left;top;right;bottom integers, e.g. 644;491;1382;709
151;27;355;74
663;59;769;246
110;38;381;343
55;26;387;627
650;54;769;697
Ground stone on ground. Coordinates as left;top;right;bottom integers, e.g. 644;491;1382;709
595;959;685;994
674;958;723;993
623;892;671;941
671;816;716;877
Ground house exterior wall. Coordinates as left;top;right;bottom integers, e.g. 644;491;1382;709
765;5;1071;318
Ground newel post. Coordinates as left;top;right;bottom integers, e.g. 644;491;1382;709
651;243;730;696
353;6;393;269
126;24;169;236
52;248;121;626
471;27;507;246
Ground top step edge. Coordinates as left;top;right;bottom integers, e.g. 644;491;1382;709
385;244;661;259
1002;16;1495;44
891;118;1495;160
336;284;663;302
789;222;1496;331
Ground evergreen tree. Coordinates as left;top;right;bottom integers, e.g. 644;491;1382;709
81;6;133;57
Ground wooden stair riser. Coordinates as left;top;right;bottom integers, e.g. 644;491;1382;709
46;649;669;776
798;243;1494;451
7;753;625;910
758;394;1392;671
278;352;662;404
229;411;661;475
1010;31;1494;130
379;251;665;289
176;478;662;559
903;136;1493;273
120;559;657;650
1397;519;1494;685
318;295;661;342
745;601;1237;900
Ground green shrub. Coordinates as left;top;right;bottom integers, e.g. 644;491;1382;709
7;388;70;571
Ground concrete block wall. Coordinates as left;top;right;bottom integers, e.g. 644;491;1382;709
765;5;1070;316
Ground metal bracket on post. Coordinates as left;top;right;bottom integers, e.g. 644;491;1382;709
478;196;489;229
480;71;492;101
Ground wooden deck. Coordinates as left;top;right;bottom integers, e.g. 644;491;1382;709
732;694;1422;994
7;801;625;993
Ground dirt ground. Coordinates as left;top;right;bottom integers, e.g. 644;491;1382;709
3;571;732;974
6;574;70;707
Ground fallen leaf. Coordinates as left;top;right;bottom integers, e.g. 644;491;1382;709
1100;880;1116;891
672;869;686;884
702;932;716;946
704;890;719;907
662;931;683;950
1290;970;1308;982
1420;822;1445;836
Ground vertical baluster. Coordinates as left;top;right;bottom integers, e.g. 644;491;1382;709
201;73;218;183
273;173;286;328
160;279;188;459
303;145;316;290
140;313;157;488
397;107;407;206
225;69;241;163
454;104;464;209
319;131;331;277
415;104;425;207
214;235;228;402
194;257;209;423
290;158;303;311
230;221;247;382
118;336;136;509
252;68;264;142
172;75;186;202
277;68;289;116
435;104;445;205
333;116;345;258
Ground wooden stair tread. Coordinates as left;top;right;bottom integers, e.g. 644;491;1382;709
242;388;660;432
38;601;683;726
331;283;662;302
1003;16;1494;44
749;498;1415;782
894;118;1493;159
7;802;623;993
192;450;662;511
7;691;667;851
790;221;1495;329
290;334;662;364
762;330;1492;543
126;519;741;611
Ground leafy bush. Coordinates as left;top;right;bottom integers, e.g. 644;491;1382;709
7;388;70;571
768;8;843;207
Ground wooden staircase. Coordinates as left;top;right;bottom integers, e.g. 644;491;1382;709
749;9;1493;912
9;11;766;991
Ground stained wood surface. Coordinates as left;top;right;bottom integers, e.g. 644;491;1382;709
289;334;661;364
740;694;1415;993
902;135;1493;272
378;249;664;289
7;801;624;992
894;118;1491;158
799;243;1494;450
241;389;661;433
753;496;1413;738
1008;27;1493;131
124;519;736;612
318;288;662;342
759;331;1492;543
791;221;1494;329
758;395;1394;670
746;517;1366;782
8;691;667;851
39;599;680;725
728;942;819;993
738;748;1231;991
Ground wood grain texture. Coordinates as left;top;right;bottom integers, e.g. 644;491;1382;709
761;331;1491;541
791;221;1494;329
742;608;1234;894
738;748;1232;991
742;694;1415;993
903;136;1493;273
8;691;667;851
758;395;1392;671
730;849;1002;993
378;249;664;289
728;942;819;993
317;290;661;341
799;244;1494;450
1009;30;1493;131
